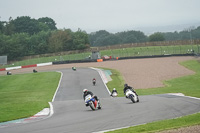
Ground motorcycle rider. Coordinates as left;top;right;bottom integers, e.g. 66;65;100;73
83;89;99;106
92;78;96;85
33;69;37;73
72;66;76;71
123;83;138;98
111;88;118;96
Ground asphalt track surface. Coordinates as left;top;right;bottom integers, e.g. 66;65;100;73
0;68;200;133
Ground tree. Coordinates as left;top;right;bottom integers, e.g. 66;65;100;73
149;32;165;42
38;17;57;30
72;30;90;50
116;30;147;43
4;33;29;60
0;21;5;33
11;16;41;35
3;17;15;35
28;31;51;54
89;30;110;46
48;30;72;52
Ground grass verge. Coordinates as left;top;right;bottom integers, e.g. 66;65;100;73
97;67;125;96
101;59;200;133
0;72;61;122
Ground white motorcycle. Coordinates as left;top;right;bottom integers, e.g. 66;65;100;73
111;92;118;97
125;89;139;103
85;94;101;110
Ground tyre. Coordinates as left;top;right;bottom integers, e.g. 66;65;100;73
137;97;139;102
89;102;95;110
130;95;136;103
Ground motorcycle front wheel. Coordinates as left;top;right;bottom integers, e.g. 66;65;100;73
130;95;136;103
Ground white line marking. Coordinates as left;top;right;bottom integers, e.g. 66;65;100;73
52;71;63;102
48;102;54;117
90;67;111;95
168;93;200;100
93;123;146;133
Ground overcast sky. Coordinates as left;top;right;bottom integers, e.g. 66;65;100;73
0;0;200;34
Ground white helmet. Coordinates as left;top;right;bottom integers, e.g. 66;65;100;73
113;88;116;90
83;89;88;93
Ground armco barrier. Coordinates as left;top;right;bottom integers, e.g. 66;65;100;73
0;62;53;71
6;66;22;70
0;68;6;71
37;62;52;67
117;54;195;60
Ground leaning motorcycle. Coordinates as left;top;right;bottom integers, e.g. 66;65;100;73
93;79;96;86
111;92;118;97
125;89;139;103
85;94;101;110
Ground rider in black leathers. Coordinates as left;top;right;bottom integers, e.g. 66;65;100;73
83;89;99;106
123;84;138;98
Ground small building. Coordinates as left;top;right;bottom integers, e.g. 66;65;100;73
91;51;101;59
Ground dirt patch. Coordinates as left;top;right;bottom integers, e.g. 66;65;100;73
158;125;200;133
0;56;196;89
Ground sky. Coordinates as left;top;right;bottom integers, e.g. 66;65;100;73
0;0;200;34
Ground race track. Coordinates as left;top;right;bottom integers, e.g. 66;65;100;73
0;68;200;133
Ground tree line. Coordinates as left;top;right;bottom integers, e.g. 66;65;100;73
0;16;89;61
89;26;200;47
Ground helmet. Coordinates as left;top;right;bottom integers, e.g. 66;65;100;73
113;88;116;90
83;89;88;93
124;84;128;87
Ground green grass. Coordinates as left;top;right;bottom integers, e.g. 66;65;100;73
0;72;61;122
100;45;199;58
0;52;91;68
102;59;200;133
108;113;200;133
98;67;125;96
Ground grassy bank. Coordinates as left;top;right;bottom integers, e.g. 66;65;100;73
98;67;125;96
0;72;61;122
104;59;200;133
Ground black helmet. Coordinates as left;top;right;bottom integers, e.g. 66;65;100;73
124;84;128;87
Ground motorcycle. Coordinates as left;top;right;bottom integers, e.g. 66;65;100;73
125;89;139;103
93;79;96;86
72;67;76;71
85;94;101;110
111;92;118;97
